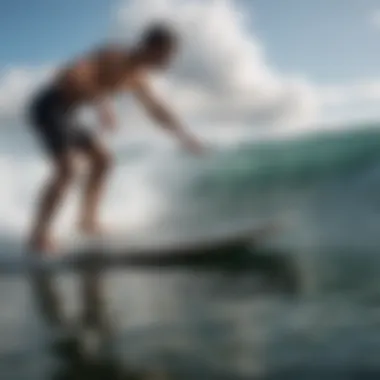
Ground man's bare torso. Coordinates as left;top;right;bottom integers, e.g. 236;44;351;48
54;47;143;105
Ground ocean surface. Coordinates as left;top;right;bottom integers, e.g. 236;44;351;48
0;124;379;379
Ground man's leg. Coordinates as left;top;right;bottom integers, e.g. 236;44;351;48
29;153;76;253
79;139;112;235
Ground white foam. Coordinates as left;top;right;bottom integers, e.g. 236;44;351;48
0;151;168;242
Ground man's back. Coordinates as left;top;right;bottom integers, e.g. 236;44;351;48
55;47;141;105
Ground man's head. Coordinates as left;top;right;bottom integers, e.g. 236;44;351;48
138;24;178;68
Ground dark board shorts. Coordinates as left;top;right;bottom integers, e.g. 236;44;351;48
28;86;96;159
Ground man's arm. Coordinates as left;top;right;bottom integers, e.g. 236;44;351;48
133;78;203;154
95;98;116;131
92;47;120;131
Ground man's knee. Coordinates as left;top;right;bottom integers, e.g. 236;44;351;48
90;149;113;175
54;157;76;186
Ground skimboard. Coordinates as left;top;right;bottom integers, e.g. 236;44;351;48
0;223;289;275
0;223;298;300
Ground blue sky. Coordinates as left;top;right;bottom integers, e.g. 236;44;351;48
251;0;380;84
1;0;379;85
0;0;113;66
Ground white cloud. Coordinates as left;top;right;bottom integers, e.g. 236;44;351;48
114;0;319;127
0;66;55;125
320;80;380;106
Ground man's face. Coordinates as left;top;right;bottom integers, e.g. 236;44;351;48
146;44;176;69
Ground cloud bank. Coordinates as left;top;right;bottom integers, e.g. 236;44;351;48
0;0;380;134
0;0;319;133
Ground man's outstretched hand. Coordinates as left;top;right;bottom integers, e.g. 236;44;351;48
180;132;206;156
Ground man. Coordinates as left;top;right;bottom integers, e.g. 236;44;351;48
28;24;203;253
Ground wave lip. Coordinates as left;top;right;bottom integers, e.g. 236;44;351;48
195;126;380;189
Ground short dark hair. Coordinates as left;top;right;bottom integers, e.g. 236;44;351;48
141;23;177;49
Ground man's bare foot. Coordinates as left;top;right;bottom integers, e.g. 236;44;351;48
29;234;58;255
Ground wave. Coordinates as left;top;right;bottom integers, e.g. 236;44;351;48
190;125;380;193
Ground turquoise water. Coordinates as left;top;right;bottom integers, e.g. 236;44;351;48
0;125;380;379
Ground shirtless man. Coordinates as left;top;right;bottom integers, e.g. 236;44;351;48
28;24;203;253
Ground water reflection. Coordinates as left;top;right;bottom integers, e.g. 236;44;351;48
30;266;170;380
27;251;279;380
51;336;169;380
3;249;379;380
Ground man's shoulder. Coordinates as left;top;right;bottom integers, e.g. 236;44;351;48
93;43;128;61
